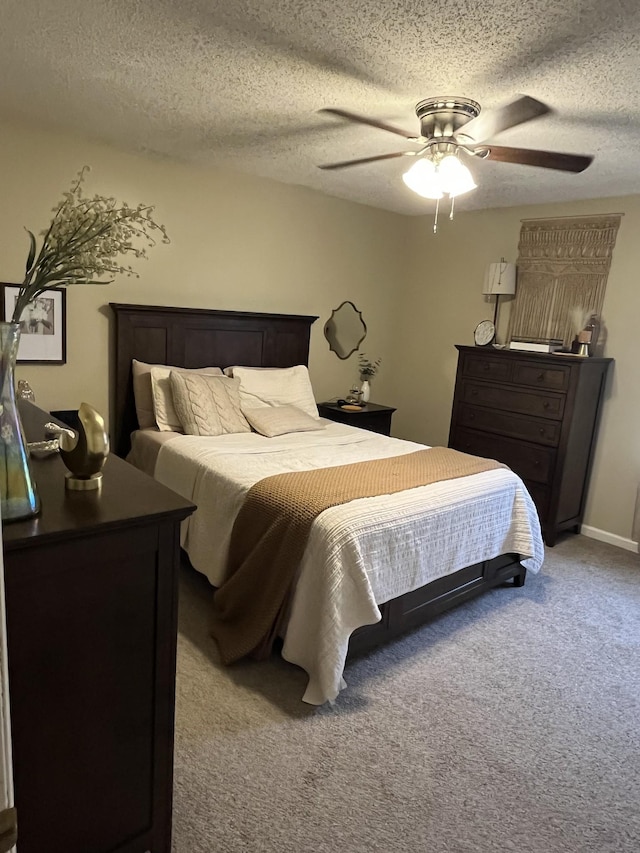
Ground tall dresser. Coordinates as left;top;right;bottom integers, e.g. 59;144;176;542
448;345;612;546
3;401;194;853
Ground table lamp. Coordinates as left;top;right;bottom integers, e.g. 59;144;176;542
483;259;517;341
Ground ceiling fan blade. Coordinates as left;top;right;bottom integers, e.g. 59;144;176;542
319;108;418;140
460;95;552;143
478;145;593;173
318;152;413;170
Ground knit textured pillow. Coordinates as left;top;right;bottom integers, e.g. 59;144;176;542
244;405;325;438
169;372;251;436
145;363;224;431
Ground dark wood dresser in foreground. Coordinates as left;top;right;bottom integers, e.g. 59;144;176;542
2;402;194;853
317;401;396;435
448;345;612;546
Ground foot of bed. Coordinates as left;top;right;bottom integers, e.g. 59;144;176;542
512;568;527;587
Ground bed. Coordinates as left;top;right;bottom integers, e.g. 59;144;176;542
111;302;544;704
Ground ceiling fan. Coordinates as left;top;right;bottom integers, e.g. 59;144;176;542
318;95;593;228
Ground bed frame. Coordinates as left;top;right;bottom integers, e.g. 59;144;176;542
110;302;526;659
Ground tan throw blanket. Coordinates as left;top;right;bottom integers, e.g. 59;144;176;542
211;447;503;664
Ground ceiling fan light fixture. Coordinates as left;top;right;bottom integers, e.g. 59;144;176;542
402;158;443;199
402;153;476;201
437;154;477;197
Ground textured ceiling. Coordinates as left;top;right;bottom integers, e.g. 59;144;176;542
2;0;640;215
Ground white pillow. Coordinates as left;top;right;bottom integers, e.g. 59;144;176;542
244;405;325;438
149;364;224;431
230;365;319;419
132;360;162;429
170;373;251;436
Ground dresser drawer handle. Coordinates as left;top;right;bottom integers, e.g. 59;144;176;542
543;401;550;409
483;363;490;371
468;413;475;420
539;427;545;435
534;460;541;467
471;389;478;396
537;372;546;381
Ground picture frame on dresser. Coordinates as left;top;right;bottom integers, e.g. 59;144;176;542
1;283;67;364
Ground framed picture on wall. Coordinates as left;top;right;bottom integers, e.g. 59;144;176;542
1;283;67;364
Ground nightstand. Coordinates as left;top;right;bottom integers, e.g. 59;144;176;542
317;401;396;436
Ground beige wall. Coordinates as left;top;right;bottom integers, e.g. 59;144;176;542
399;197;640;543
1;115;637;543
0;117;407;423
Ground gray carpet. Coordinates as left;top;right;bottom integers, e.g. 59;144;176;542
172;536;640;853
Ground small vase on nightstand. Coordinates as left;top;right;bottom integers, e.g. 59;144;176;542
360;379;370;403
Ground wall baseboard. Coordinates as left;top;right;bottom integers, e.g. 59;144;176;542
580;525;639;554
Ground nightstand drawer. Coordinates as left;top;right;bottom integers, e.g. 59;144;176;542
513;360;571;391
457;404;562;447
452;428;555;484
462;381;565;420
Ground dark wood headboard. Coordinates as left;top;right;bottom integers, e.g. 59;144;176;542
110;303;318;456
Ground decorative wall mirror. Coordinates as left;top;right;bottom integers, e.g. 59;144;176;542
324;301;367;359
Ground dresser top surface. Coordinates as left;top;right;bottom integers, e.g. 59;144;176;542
318;401;396;414
456;345;613;364
3;402;194;549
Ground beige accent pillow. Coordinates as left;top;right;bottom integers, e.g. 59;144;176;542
149;364;224;432
133;360;223;430
170;372;251;436
229;365;319;419
244;405;326;438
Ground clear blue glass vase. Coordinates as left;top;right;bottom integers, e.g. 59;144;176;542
0;322;40;521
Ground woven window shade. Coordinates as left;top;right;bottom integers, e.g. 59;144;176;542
507;214;622;346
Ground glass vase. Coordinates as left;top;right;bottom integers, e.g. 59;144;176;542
360;379;370;403
0;322;40;521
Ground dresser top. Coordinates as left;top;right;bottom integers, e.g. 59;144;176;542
456;345;613;364
3;402;194;550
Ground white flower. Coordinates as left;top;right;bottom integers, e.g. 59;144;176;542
1;424;14;441
13;167;170;322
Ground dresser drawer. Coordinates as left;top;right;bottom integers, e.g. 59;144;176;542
513;360;571;391
461;381;565;420
452;428;555;484
457;404;562;447
462;352;511;382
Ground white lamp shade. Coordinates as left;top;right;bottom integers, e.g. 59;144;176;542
403;155;476;200
402;159;443;199
483;262;517;296
438;155;477;197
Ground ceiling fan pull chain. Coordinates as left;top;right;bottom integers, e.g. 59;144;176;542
449;196;455;220
433;197;440;234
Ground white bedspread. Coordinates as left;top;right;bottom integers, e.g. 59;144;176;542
153;422;544;704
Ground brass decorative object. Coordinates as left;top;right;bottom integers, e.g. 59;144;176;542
45;403;109;491
27;438;60;458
